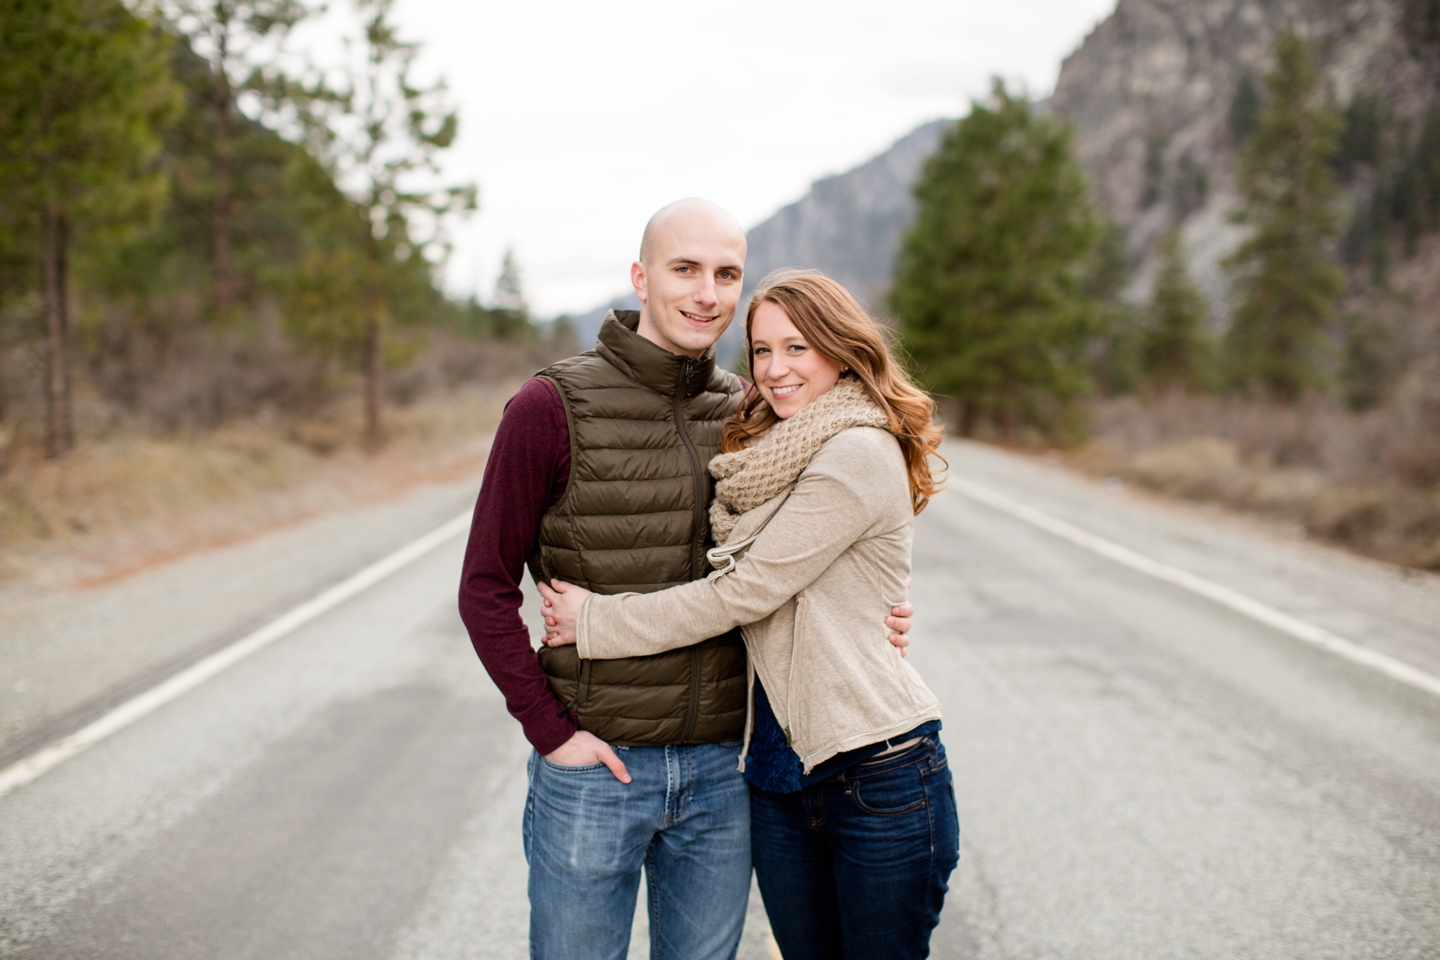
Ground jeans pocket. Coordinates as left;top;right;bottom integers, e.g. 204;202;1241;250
850;764;928;816
538;755;607;773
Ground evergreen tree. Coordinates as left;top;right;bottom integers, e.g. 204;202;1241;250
493;248;527;314
490;248;531;339
1086;220;1143;396
1224;34;1344;402
1141;229;1212;390
161;0;310;315
0;0;180;456
891;80;1100;437
1229;74;1261;145
292;0;475;445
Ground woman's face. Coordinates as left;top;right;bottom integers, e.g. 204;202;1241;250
750;300;844;419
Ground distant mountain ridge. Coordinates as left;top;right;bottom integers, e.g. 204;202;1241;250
570;0;1438;353
741;120;951;312
566;120;950;363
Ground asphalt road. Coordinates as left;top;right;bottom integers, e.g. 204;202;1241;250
1;441;1437;959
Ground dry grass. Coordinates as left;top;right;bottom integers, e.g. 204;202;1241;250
1074;382;1440;569
0;380;518;594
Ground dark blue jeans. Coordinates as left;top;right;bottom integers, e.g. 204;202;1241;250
749;735;960;960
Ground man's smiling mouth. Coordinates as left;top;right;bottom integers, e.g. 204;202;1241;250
680;310;717;324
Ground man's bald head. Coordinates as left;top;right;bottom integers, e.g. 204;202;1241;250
629;198;748;359
638;197;746;267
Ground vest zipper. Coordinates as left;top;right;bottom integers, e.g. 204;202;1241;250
674;358;706;580
676;358;705;742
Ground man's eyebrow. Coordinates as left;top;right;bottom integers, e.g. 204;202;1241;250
664;257;743;276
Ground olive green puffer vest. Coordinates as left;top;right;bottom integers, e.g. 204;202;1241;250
528;310;748;746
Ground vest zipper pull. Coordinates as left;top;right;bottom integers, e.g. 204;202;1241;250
784;725;793;746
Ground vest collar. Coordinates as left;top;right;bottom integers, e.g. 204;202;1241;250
595;309;718;399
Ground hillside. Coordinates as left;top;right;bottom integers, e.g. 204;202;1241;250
741;120;950;312
1052;0;1440;314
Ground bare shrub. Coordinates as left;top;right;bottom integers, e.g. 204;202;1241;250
1082;390;1440;569
84;305;329;432
386;331;573;407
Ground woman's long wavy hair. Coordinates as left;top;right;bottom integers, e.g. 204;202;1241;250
722;270;946;514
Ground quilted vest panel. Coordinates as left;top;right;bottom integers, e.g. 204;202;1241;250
529;311;748;746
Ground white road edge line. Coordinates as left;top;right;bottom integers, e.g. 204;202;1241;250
949;477;1440;699
0;511;474;801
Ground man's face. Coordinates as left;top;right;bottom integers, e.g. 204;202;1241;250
632;213;746;359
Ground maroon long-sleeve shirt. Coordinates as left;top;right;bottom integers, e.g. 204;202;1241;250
458;377;577;754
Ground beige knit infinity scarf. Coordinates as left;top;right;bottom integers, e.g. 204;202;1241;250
708;378;890;547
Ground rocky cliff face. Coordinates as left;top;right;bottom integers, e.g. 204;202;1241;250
1052;0;1439;314
741;120;949;313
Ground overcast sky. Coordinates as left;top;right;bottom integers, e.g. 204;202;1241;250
306;0;1118;316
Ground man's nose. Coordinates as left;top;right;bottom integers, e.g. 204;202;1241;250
693;276;718;307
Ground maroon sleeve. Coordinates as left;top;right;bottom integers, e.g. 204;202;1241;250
458;376;576;754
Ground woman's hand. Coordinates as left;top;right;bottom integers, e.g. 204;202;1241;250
538;579;591;647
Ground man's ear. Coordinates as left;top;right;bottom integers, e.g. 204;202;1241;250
630;261;648;303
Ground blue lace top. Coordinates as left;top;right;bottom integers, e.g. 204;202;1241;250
744;678;941;793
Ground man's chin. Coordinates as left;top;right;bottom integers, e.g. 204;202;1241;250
674;320;730;352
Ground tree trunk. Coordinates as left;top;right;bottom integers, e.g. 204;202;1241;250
212;80;233;317
41;204;73;458
999;391;1016;442
959;399;979;437
364;311;385;447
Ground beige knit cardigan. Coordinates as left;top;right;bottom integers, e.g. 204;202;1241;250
576;425;942;773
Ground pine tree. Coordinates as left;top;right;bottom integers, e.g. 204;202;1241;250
161;0;310;316
0;0;180;456
1229;74;1261;145
1086;221;1142;396
493;248;527;314
891;80;1100;437
1224;34;1344;402
1142;229;1212;390
292;0;475;445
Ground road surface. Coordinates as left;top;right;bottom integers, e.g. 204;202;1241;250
1;440;1437;959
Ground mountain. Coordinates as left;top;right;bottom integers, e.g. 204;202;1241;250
564;121;950;365
741;120;951;313
568;0;1439;361
1050;0;1440;314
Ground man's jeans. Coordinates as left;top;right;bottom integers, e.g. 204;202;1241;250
750;735;960;960
524;741;751;960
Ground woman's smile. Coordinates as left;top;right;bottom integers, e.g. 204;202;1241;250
751;301;843;418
